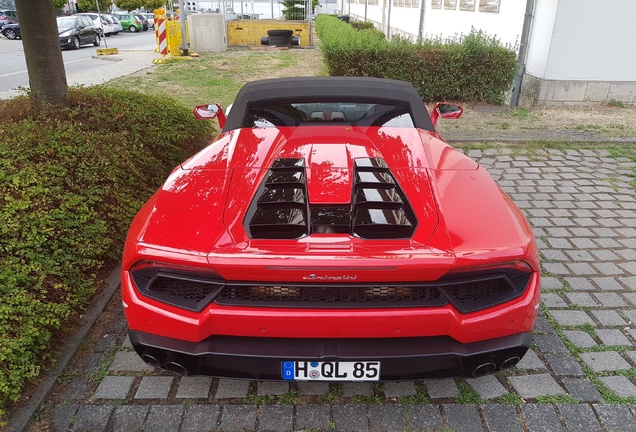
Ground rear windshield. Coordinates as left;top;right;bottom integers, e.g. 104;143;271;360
245;102;414;128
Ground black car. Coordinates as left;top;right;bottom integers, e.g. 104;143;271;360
134;14;149;31
57;15;101;49
1;22;19;40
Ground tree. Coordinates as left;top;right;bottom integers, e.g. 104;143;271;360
281;0;318;20
114;0;164;11
15;0;68;107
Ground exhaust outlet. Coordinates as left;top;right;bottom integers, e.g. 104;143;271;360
472;362;497;377
141;353;162;369
500;356;521;369
165;361;189;375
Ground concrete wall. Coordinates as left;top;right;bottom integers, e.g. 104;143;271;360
188;14;227;53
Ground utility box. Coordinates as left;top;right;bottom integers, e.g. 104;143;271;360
188;14;227;53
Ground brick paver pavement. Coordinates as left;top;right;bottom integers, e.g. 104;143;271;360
40;147;636;431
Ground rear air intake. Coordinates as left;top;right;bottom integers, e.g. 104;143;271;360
245;157;417;239
352;158;417;239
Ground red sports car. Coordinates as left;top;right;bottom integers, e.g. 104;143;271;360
121;77;540;381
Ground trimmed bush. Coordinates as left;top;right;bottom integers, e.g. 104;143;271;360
316;15;517;104
0;87;214;419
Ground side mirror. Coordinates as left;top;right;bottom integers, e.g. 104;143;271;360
430;102;463;128
193;103;226;129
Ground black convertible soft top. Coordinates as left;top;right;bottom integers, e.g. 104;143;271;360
222;77;435;132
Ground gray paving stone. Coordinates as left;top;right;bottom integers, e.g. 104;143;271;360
521;404;565;432
69;405;113;432
508;373;566;399
597;329;632;346
544;353;585;376
622;310;636;325
214;379;250;399
563;330;598;348
466;375;507;399
557;404;603;432
294;405;331;431
550;310;594;326
297;381;329;396
93;333;119;352
564;292;598;307
566;262;596;275
541;277;564;290
176;376;213;399
562;378;604;402
218;405;257;432
342;382;372;397
594;262;623;275
143;405;184;432
134;376;173;399
580;351;631;372
92;376;135;399
515;349;546;371
424;378;459;398
592;276;623;291
594;404;636;432
110;405;149;432
565;277;596;291
591;310;627;326
443;404;485;432
593;292;627;307
332;404;368;432
258;405;293;432
382;381;416;398
108;351;155;372
52;404;79;432
78;352;104;374
599;376;636;398
180;405;220;432
368;405;414;431
542;262;569;275
541;293;567;308
534;315;556;334
257;381;289;396
534;333;568;353
480;404;522;432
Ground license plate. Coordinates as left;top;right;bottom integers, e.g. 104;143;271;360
282;361;380;381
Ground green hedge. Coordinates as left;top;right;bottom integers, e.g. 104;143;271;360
316;15;517;104
0;87;213;419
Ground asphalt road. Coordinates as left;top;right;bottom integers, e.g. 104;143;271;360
0;29;158;99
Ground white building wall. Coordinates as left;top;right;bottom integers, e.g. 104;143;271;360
346;0;525;47
543;0;636;81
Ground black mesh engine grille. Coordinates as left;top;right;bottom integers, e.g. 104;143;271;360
244;157;417;239
215;284;446;308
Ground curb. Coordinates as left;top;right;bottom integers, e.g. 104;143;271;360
5;265;122;432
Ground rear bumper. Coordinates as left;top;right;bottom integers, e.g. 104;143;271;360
129;330;533;381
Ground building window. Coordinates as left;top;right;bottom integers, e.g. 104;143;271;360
444;0;456;10
431;0;442;9
479;0;500;13
368;0;379;5
460;0;475;11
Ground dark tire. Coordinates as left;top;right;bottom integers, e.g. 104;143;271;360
73;36;81;49
267;29;293;47
3;28;17;40
129;25;138;32
113;32;119;35
93;34;101;46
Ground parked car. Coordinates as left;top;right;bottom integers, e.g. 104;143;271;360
134;13;149;31
0;9;18;29
1;21;19;39
57;15;101;49
114;13;143;32
121;77;541;381
142;13;155;29
74;12;107;36
100;14;122;36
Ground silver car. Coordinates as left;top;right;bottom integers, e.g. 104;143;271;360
101;14;122;35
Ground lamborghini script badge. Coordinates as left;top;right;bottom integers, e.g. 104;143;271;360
302;274;358;281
